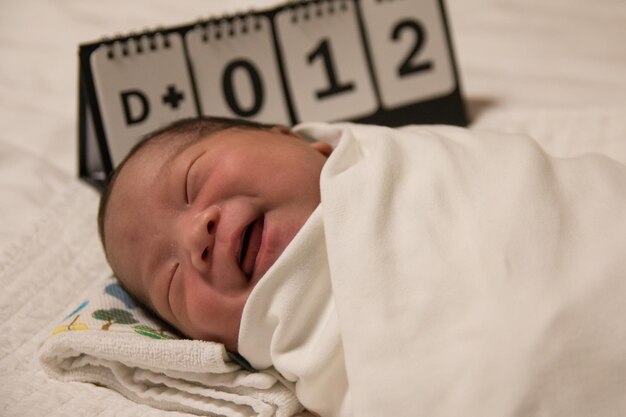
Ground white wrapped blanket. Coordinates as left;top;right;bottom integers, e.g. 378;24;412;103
240;123;626;417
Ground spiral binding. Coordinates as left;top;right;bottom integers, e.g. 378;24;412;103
104;31;172;60
102;0;353;56
288;0;350;24
195;12;264;43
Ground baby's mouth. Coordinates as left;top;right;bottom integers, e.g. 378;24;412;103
238;216;264;279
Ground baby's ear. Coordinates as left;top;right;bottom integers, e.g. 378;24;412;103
270;125;333;157
310;140;333;158
270;125;293;136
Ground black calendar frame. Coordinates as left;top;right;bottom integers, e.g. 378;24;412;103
78;0;467;189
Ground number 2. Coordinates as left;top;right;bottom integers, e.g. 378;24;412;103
391;19;433;77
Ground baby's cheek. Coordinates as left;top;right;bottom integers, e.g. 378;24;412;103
161;274;189;334
180;278;228;341
215;151;252;190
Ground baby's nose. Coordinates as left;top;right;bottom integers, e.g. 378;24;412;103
186;205;220;272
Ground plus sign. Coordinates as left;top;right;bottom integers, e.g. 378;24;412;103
162;85;185;109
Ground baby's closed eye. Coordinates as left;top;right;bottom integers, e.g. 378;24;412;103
184;152;206;205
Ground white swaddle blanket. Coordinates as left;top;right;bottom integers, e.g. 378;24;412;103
239;123;626;417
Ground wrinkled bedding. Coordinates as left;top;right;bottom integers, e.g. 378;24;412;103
1;0;626;415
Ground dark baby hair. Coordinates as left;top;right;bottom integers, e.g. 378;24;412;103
97;116;276;253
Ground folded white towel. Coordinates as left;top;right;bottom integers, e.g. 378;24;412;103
39;276;303;417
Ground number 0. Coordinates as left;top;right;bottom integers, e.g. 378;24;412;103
222;59;264;117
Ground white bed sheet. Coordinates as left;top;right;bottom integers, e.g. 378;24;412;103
1;0;625;415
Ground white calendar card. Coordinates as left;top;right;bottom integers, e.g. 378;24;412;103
90;32;197;167
360;0;455;109
78;0;466;186
273;1;378;122
186;15;291;125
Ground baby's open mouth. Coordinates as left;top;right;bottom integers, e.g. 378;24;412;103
238;216;264;278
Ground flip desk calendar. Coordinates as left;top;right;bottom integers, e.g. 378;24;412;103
78;0;467;186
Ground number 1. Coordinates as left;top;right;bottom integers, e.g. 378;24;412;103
307;38;355;99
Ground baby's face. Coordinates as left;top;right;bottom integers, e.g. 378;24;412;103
104;127;330;351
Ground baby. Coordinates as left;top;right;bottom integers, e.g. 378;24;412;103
99;117;626;416
98;116;332;353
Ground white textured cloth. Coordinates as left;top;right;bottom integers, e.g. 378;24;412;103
240;123;626;417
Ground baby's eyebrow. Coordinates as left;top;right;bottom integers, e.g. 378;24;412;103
151;135;194;180
166;131;208;162
154;142;185;189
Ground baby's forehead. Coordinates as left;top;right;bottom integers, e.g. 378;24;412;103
141;133;192;161
109;131;194;201
125;134;198;182
106;146;169;227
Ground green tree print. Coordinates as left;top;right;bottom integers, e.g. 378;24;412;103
92;308;138;330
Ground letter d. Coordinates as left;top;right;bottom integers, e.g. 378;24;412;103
120;90;150;125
